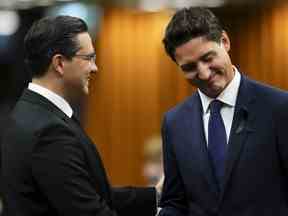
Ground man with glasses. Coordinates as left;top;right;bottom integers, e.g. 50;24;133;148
1;16;157;216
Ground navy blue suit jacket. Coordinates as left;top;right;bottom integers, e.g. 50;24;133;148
159;75;288;216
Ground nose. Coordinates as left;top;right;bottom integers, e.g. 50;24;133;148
197;62;211;80
90;61;98;73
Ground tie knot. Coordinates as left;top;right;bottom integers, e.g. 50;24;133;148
209;100;223;114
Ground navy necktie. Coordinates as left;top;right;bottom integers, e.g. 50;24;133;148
208;100;227;188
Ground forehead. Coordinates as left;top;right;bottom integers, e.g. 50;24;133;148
76;32;94;52
174;37;217;64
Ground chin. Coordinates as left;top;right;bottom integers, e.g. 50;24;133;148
84;89;89;95
199;82;218;96
80;85;89;95
204;88;221;98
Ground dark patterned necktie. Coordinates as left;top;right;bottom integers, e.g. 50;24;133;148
208;100;227;188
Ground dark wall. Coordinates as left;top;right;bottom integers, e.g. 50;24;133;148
0;7;45;115
0;8;45;208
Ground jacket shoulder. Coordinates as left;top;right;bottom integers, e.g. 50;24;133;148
247;78;288;104
164;93;199;121
9;99;71;138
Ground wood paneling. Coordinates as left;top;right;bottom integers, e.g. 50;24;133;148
229;2;288;89
84;8;193;186
83;2;288;186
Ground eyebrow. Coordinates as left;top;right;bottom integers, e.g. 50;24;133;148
77;49;96;54
86;51;96;56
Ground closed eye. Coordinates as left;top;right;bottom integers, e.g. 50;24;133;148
201;51;216;63
180;63;197;73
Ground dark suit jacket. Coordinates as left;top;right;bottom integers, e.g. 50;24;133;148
159;75;288;216
1;89;156;216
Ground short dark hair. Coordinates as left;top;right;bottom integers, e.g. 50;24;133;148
163;7;223;62
24;15;88;78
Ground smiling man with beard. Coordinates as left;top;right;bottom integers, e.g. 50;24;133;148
1;16;157;216
159;7;288;216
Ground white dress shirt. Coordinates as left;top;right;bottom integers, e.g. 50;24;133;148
198;67;241;145
28;82;73;118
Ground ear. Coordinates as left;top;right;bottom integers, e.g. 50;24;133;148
51;54;65;76
221;31;231;52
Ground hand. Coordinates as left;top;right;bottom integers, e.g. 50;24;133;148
155;175;164;206
155;175;164;195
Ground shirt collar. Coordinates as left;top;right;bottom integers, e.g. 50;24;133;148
198;66;241;114
28;82;73;118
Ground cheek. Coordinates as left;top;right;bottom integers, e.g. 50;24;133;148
83;65;92;74
184;72;197;80
186;77;201;87
217;53;230;68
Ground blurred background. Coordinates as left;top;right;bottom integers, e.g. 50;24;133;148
0;0;287;189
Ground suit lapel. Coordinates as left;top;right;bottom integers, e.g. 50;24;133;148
68;117;112;204
185;93;219;197
220;76;256;202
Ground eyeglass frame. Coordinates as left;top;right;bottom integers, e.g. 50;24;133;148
74;53;96;63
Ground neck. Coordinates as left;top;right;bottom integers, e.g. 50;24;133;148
32;76;68;102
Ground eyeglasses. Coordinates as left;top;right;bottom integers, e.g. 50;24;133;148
74;53;96;63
